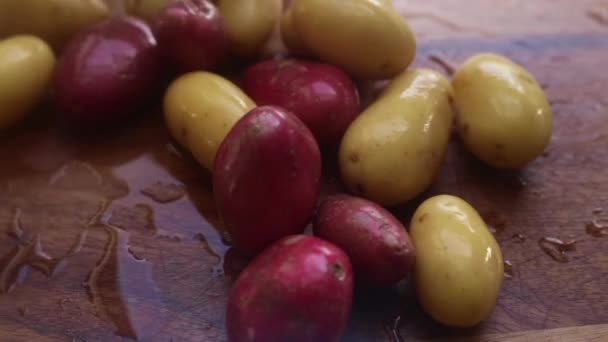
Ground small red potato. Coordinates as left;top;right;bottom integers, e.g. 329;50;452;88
54;16;162;126
226;235;353;342
314;194;415;286
153;0;227;72
243;59;359;146
213;106;321;256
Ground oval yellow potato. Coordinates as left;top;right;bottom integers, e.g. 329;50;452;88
218;0;281;58
0;35;55;129
280;5;310;56
164;72;255;171
377;0;393;8
292;0;415;80
339;69;454;206
410;195;504;327
452;53;553;169
0;0;109;51
125;0;171;23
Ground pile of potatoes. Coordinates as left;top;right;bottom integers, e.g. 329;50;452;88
0;0;553;340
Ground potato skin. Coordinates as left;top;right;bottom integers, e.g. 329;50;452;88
226;235;353;342
0;0;110;51
0;35;55;129
163;71;255;171
54;16;162;126
280;4;310;56
152;0;227;72
313;194;415;287
213;106;321;256
242;59;360;146
291;0;415;80
452;53;553;168
410;195;504;327
218;0;281;58
339;69;454;206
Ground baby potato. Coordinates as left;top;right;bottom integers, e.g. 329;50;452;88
163;71;255;171
377;0;393;7
339;69;454;206
314;194;415;287
280;5;310;56
0;35;55;129
218;0;281;58
452;53;553;168
152;0;227;72
54;16;162;126
410;195;504;328
0;0;110;51
291;0;415;80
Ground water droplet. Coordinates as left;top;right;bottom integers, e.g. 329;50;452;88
166;143;184;159
221;231;233;246
49;161;103;187
427;53;455;76
49;161;129;199
58;297;73;311
107;203;157;235
141;182;186;203
0;235;65;294
538;237;577;263
67;229;89;256
384;315;403;342
194;233;226;277
504;260;514;278
84;225;163;340
585;219;608;237
512;233;526;243
7;208;25;241
515;175;528;188
88;200;110;226
127;247;145;261
155;229;183;243
484;210;507;235
194;233;221;261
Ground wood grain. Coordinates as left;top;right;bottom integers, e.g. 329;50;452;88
432;324;608;342
1;0;608;341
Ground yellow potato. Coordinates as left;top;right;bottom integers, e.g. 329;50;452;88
0;0;110;51
280;5;310;56
339;69;454;206
291;0;415;80
218;0;281;58
452;53;553;169
0;35;55;130
410;195;504;327
377;0;393;8
164;72;255;171
125;0;171;23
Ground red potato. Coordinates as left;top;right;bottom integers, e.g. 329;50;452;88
314;194;415;287
153;0;226;72
213;106;321;256
54;16;162;126
242;59;359;146
227;235;353;342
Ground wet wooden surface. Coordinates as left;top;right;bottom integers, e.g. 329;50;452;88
1;0;608;341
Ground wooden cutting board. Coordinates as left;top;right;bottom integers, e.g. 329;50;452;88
1;1;607;341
